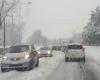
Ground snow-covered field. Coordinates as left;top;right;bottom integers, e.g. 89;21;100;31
0;51;64;80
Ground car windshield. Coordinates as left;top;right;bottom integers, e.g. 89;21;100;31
0;0;99;80
68;45;83;49
40;47;50;50
8;45;30;53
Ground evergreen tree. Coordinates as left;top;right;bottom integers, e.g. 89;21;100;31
82;6;100;45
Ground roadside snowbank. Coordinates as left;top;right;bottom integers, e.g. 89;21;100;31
85;46;100;64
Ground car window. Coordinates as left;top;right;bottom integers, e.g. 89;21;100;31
40;47;50;50
68;45;83;49
8;45;30;53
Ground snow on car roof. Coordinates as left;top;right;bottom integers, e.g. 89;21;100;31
68;43;82;45
10;44;32;47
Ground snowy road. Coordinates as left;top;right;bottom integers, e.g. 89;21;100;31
45;46;100;80
0;47;100;80
46;62;85;80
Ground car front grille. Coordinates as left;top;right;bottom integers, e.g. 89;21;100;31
9;64;22;67
10;58;20;61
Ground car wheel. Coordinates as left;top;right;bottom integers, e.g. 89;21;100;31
1;68;9;72
27;59;35;71
35;58;39;67
65;57;68;62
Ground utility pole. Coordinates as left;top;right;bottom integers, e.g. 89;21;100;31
12;7;14;26
4;18;5;49
3;0;6;50
11;7;15;45
18;0;21;44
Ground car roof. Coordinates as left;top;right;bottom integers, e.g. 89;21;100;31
10;44;31;47
68;43;82;45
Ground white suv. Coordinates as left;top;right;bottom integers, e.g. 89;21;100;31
65;44;85;62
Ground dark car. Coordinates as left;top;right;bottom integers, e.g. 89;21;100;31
52;45;62;51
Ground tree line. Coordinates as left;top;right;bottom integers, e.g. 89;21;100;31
27;30;51;47
82;6;100;45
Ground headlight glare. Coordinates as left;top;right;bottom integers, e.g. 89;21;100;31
38;51;40;54
2;56;8;61
24;54;30;59
48;51;50;54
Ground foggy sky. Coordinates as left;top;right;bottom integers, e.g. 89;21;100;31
23;0;100;42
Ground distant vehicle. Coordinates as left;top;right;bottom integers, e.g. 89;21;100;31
38;47;53;57
52;45;62;51
1;44;39;72
52;46;57;50
65;43;85;62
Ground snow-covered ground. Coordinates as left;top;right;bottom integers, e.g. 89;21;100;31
84;46;100;80
85;46;100;64
0;46;100;80
0;51;64;80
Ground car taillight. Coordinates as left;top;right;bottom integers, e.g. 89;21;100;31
64;46;68;51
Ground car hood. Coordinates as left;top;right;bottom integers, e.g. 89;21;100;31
4;52;29;58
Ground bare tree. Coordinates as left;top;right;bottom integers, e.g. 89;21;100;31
27;29;49;46
0;0;17;28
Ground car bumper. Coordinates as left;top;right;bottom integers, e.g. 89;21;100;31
1;62;30;69
65;56;85;61
65;54;85;58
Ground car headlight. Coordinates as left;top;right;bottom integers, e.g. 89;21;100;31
24;54;30;59
38;51;40;54
48;51;50;54
2;56;8;61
